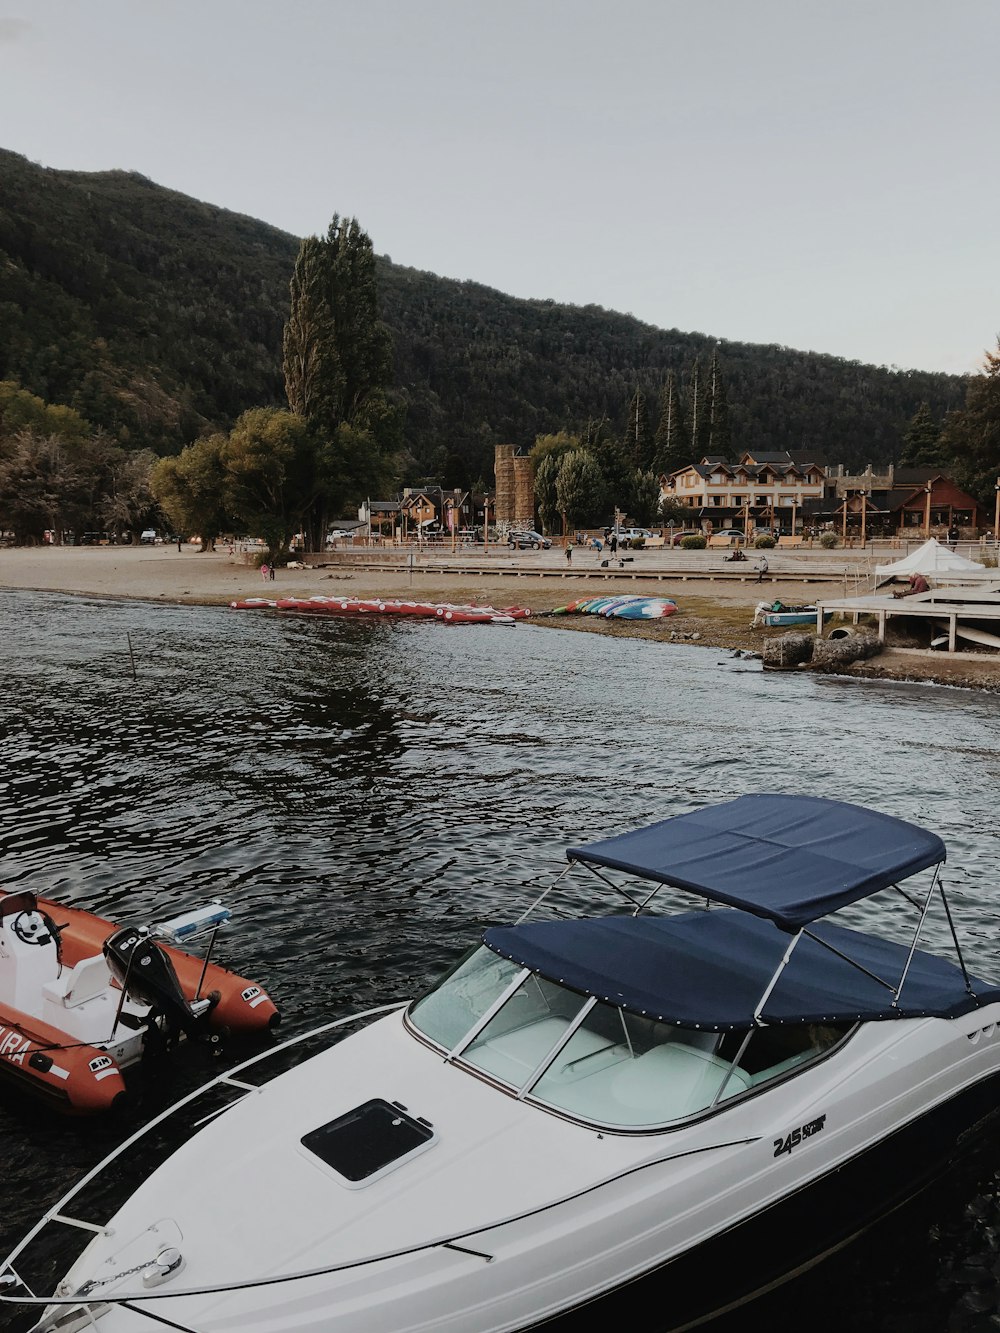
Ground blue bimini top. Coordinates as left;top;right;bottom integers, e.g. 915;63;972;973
565;794;946;933
483;912;1000;1029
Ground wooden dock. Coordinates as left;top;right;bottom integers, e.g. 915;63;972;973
815;585;1000;653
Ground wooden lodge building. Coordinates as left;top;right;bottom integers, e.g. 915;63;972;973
821;467;981;540
661;452;828;533
662;455;981;539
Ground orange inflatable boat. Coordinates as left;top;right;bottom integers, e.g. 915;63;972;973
0;890;279;1114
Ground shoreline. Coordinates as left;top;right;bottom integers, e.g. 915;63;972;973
3;545;999;693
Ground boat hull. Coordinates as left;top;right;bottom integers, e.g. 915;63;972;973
26;1005;1000;1331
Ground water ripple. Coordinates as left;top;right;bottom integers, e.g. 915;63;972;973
1;590;1000;1330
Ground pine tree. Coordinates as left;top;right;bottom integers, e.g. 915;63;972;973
706;348;731;456
652;371;689;477
621;389;653;470
898;402;944;468
939;341;1000;501
687;358;710;458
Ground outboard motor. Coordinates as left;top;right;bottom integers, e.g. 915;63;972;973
103;926;209;1045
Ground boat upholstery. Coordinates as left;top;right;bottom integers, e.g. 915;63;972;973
43;954;112;1008
533;1041;751;1126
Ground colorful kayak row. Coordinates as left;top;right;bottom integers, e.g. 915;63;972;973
229;596;532;625
549;595;678;620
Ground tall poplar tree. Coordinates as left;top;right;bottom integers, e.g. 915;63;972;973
556;449;606;528
282;216;397;546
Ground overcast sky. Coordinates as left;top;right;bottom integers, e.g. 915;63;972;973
1;0;996;375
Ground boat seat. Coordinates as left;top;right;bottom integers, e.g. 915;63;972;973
611;1044;750;1114
534;1041;751;1126
464;1016;575;1085
43;953;113;1008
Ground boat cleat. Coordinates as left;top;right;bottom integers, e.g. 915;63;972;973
141;1245;185;1287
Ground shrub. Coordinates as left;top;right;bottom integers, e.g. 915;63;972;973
680;534;706;549
629;536;645;550
753;534;776;549
818;532;838;549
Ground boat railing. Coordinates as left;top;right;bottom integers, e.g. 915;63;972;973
0;1003;406;1293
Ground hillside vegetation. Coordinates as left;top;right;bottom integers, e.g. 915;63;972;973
0;148;969;481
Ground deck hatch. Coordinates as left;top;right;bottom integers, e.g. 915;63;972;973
301;1098;435;1184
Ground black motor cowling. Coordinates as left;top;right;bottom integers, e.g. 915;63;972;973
103;925;206;1043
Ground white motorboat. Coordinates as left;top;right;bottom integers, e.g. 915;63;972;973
5;794;1000;1332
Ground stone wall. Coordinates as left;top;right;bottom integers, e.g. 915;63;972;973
512;455;536;527
494;446;515;525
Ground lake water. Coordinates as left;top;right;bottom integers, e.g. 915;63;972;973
2;589;1000;1331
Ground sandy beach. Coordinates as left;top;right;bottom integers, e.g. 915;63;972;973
3;543;999;692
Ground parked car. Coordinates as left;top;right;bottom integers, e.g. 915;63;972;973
615;528;653;542
710;529;748;543
667;529;702;545
140;529;157;544
508;530;552;550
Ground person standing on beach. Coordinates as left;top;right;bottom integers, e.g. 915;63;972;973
565;545;572;564
269;563;276;581
260;563;269;582
177;537;182;552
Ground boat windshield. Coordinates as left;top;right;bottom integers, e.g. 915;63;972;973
408;945;525;1052
408;949;848;1125
409;948;848;1129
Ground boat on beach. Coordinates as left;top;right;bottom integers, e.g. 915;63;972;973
5;794;1000;1331
0;891;278;1114
230;596;530;623
752;600;829;628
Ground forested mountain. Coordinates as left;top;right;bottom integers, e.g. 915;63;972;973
0;147;969;483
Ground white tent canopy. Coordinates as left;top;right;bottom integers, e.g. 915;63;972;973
875;538;986;584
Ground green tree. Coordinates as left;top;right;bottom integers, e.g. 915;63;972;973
282;237;340;427
556;449;606;528
98;447;160;541
687;358;711;457
651;371;689;477
621;389;653;470
221;408;315;559
939;342;1000;503
0;381;90;444
588;418;631;515
898;402;945;468
282;216;397;545
533;452;561;535
705;349;731;456
0;430;90;542
630;469;662;526
529;431;579;469
152;434;232;548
